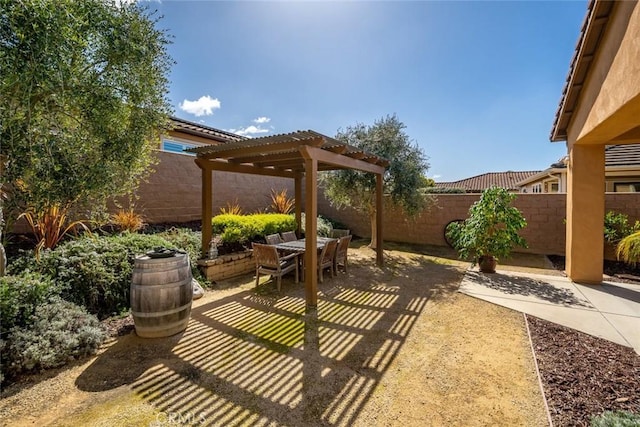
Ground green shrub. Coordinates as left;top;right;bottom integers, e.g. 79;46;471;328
590;410;640;426
0;273;57;336
212;213;297;243
448;186;528;264
8;231;210;319
9;233;174;318
298;213;334;237
3;298;106;378
604;211;640;243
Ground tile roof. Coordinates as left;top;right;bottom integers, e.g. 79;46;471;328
170;116;246;143
436;171;542;193
550;0;614;142
605;144;640;167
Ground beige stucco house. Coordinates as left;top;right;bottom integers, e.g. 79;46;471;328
518;144;640;193
550;0;640;283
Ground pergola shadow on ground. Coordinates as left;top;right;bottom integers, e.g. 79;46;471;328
76;251;461;426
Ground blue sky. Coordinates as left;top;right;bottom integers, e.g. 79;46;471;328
153;0;587;182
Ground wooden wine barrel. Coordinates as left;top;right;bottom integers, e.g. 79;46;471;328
131;252;193;338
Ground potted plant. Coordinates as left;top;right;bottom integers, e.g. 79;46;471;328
447;186;528;273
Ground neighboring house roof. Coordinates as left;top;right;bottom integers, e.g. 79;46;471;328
550;0;615;142
436;171;541;193
517;144;640;186
170;116;246;144
605;144;640;167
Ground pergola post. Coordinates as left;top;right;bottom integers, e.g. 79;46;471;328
304;158;318;307
196;159;213;257
566;144;605;284
295;173;303;238
376;173;384;266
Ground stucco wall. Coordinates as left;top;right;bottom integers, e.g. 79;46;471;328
133;151;295;223
568;1;640;145
317;192;640;256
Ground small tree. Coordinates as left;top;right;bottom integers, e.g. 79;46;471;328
321;114;429;248
0;0;173;239
447;186;528;271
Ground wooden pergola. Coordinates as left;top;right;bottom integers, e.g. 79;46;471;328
188;130;389;307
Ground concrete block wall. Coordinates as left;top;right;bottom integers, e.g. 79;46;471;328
133;151;295;223
317;192;640;256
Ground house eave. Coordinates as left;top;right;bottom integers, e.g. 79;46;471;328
550;0;615;142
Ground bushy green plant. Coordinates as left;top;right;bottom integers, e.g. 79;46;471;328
604;211;640;243
3;297;106;378
590;410;640;426
9;233;174;318
0;273;57;336
447;186;528;264
298;213;334;237
211;213;297;243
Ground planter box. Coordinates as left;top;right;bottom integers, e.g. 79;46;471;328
197;250;254;281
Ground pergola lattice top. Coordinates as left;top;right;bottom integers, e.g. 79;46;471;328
187;130;389;173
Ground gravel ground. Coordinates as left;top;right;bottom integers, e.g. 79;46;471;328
0;245;548;426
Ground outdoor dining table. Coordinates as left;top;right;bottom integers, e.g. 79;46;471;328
272;237;336;280
273;237;335;253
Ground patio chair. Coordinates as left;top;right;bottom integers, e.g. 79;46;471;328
265;233;283;245
281;231;297;242
318;238;339;283
334;234;352;274
252;243;299;292
330;229;350;238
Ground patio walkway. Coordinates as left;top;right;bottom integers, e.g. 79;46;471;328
459;269;640;354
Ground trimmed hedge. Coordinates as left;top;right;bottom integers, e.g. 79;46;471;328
212;213;297;243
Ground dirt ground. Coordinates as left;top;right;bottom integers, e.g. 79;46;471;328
0;244;548;426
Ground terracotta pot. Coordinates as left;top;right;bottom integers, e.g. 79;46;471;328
478;255;497;273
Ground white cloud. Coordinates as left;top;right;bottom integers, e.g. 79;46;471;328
432;174;442;180
228;125;270;137
179;95;221;117
253;117;271;124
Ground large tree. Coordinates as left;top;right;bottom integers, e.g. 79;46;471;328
321;114;430;248
0;0;173;231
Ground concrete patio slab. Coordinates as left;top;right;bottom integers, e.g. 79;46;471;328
459;269;640;354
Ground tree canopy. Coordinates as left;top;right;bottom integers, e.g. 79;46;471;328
321;114;429;246
0;0;173;226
